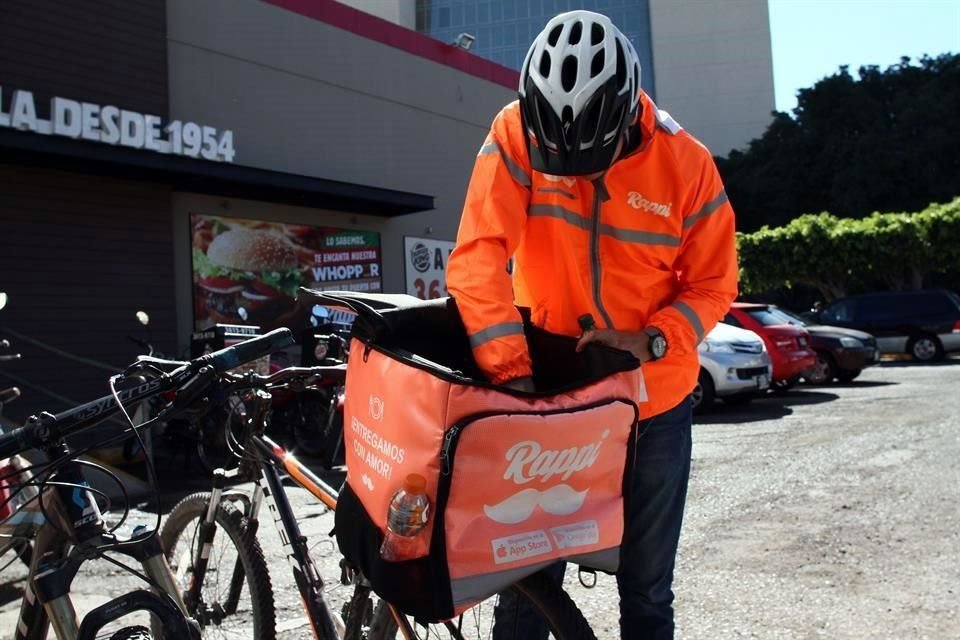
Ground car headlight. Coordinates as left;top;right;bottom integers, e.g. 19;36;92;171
839;337;864;348
702;340;735;353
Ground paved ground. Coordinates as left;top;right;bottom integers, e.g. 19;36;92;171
1;358;957;639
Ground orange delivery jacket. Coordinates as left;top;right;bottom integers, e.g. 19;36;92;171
446;91;739;419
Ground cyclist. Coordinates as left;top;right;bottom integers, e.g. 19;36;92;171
446;10;738;639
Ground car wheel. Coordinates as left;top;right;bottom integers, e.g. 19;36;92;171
772;376;799;393
907;334;944;362
692;369;716;414
805;351;836;385
836;368;861;382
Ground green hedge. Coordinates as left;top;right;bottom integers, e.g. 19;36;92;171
736;198;960;300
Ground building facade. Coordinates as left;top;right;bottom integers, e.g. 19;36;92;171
415;0;657;97
0;0;515;422
0;0;774;423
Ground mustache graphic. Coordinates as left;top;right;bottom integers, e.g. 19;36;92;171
483;484;589;525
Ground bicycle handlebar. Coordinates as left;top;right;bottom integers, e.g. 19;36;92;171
200;328;295;374
225;364;347;387
0;328;295;460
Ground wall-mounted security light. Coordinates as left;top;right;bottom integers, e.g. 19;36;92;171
452;33;476;51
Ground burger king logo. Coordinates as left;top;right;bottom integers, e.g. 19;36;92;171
410;242;431;273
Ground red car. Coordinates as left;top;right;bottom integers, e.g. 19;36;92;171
724;303;817;390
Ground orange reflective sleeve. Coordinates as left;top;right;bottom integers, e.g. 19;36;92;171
647;155;738;357
447;104;533;384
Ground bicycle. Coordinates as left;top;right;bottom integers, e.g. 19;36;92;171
0;327;295;639
159;364;597;639
266;328;348;466
1;333;36;569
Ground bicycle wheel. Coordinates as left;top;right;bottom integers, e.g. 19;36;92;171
349;571;596;640
109;626;153;640
159;492;276;640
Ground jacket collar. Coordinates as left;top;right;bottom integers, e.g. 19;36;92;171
637;90;659;143
618;91;659;161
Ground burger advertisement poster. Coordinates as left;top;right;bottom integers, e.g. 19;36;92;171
191;214;382;330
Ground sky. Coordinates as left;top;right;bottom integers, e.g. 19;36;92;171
768;0;960;113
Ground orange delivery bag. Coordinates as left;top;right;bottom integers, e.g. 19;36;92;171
301;290;645;621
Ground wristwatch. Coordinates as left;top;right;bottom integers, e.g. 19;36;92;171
644;327;667;360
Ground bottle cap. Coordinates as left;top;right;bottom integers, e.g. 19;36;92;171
403;473;427;494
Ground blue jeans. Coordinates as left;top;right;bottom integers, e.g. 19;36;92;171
493;397;693;639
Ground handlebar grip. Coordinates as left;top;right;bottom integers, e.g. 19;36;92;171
202;328;295;373
0;425;31;460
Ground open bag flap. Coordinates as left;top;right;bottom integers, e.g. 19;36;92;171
300;288;641;391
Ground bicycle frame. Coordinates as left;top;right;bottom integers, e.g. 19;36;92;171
192;381;420;640
1;374;202;640
202;424;341;639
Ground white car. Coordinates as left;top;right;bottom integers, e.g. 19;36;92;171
694;322;772;413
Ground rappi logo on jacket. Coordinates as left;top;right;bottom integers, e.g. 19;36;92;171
441;405;634;578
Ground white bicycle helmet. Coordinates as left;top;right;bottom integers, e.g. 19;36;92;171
519;11;641;176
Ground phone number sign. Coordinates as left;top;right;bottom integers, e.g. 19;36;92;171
403;237;455;300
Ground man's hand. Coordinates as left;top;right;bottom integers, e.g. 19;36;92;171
576;329;653;363
502;376;536;393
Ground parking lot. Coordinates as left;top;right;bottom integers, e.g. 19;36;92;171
578;358;960;639
1;359;958;639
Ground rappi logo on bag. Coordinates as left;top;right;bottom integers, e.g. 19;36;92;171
482;429;609;524
440;405;634;577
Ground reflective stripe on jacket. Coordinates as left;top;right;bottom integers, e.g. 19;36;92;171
446;91;738;418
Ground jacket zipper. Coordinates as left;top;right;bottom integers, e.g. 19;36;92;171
590;178;615;329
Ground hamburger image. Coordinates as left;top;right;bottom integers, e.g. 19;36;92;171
194;228;304;326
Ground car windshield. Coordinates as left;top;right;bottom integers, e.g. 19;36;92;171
947;290;960;310
745;306;806;327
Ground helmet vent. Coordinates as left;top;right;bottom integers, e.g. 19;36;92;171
615;40;627;86
539;51;552;77
591;22;604;45
548;24;563;47
582;98;603;144
569;21;582;45
561;55;578;92
591;49;605;78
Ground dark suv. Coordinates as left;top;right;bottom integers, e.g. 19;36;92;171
813;289;960;362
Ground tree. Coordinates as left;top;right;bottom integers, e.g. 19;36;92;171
736;198;960;302
718;54;960;232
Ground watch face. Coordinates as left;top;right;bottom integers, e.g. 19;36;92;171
652;336;667;358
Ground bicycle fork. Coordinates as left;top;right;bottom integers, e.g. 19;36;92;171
185;468;229;616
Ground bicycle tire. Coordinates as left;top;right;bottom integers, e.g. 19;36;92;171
342;583;375;640
354;570;596;640
109;625;153;640
159;492;276;640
